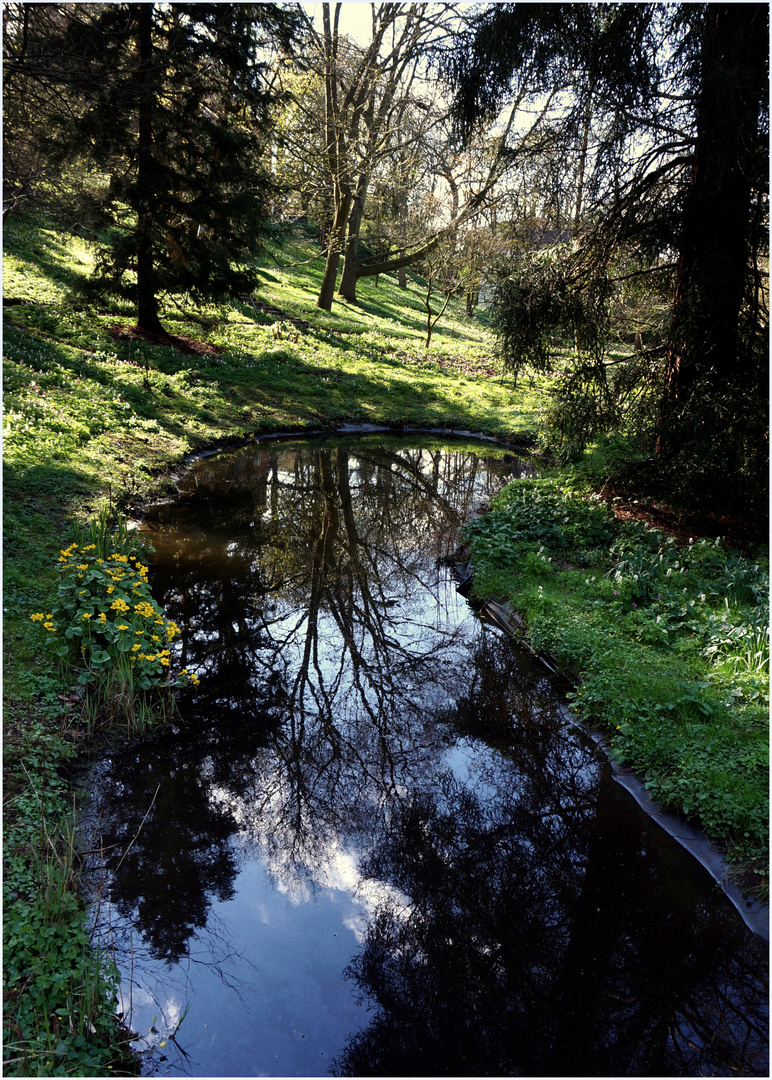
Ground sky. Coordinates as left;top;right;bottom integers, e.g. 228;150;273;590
300;2;379;44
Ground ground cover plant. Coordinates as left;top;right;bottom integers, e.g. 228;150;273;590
3;211;543;1075
3;210;768;1074
464;477;769;892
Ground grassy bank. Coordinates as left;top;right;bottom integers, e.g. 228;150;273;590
3;212;768;1074
463;476;769;893
3;212;543;1075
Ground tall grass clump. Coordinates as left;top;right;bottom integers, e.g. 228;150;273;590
3;805;134;1077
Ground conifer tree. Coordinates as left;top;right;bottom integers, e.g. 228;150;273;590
446;3;769;509
4;2;301;333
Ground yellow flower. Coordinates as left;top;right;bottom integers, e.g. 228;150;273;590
77;564;88;570
44;623;56;632
116;623;130;631
131;643;141;651
30;613;45;622
98;613;107;622
82;612;92;620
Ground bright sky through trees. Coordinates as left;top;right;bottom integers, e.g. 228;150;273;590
301;2;376;44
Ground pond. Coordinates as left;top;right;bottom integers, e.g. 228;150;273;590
80;435;769;1077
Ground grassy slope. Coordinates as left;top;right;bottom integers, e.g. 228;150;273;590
2;214;768;1073
3;215;547;1075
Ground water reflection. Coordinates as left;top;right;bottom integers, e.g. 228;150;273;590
336;638;768;1077
81;437;768;1077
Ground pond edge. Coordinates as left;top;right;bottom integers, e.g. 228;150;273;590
148;422;769;941
460;576;770;943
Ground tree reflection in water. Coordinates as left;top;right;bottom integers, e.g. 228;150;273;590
335;637;768;1077
81;437;767;1077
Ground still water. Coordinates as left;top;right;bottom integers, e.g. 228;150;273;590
81;436;768;1077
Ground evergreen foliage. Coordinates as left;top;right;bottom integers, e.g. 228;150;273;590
3;2;302;331
446;3;769;511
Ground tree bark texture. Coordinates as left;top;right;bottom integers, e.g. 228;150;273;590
316;190;352;310
663;4;767;412
338;185;368;300
134;2;164;334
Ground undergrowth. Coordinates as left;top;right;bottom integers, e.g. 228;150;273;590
464;477;769;895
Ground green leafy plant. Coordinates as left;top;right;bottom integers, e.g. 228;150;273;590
30;515;197;734
464;475;769;894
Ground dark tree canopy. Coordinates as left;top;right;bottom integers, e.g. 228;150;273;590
445;3;769;510
3;2;302;332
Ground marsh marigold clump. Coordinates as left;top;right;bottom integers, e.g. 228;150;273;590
31;537;197;724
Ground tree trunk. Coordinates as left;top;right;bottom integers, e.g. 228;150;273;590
338;191;366;301
398;195;408;288
660;4;766;438
317;190;352;311
134;3;164;334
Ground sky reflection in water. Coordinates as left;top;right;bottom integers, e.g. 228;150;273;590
81;436;768;1077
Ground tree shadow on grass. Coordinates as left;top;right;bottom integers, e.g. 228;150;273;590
4;460;96;505
3;461;99;588
345;294;427;335
3;214;94;300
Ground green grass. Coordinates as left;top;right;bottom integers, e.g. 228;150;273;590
464;477;769;893
3;211;768;1074
3;212;544;1075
